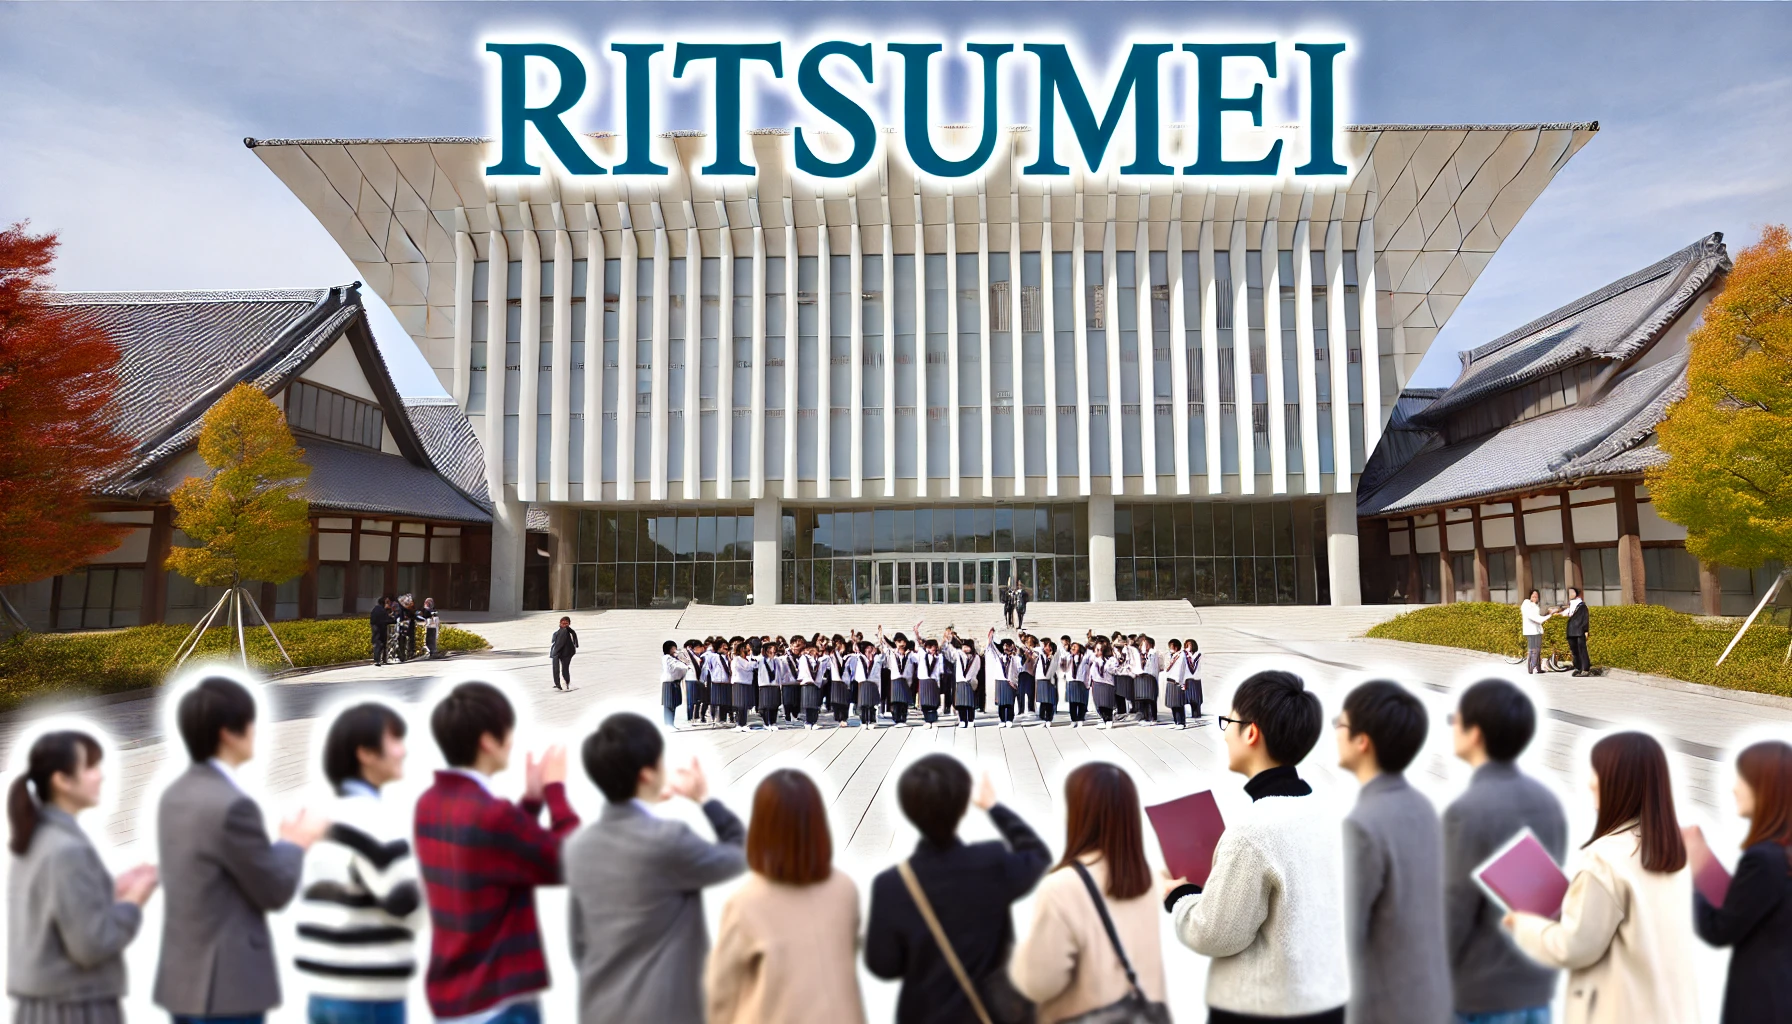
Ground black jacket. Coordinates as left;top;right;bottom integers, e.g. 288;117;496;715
550;626;579;659
865;804;1051;1024
369;605;390;629
1567;600;1589;638
1696;840;1792;1024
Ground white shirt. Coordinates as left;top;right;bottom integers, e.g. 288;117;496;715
660;653;689;683
208;757;247;794
1521;599;1549;636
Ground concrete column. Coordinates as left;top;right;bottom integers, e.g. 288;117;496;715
1326;493;1361;605
547;507;576;610
1699;558;1722;616
489;496;529;616
752;496;781;605
1616;479;1645;604
1088;492;1116;601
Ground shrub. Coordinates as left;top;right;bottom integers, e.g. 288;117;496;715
0;619;489;712
1367;602;1792;697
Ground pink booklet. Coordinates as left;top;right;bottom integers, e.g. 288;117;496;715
1146;790;1226;886
1475;829;1571;919
1684;825;1733;906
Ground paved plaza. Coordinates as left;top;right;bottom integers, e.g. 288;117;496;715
4;601;1784;1023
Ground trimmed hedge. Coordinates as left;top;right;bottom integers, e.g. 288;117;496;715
1366;602;1792;697
0;619;489;712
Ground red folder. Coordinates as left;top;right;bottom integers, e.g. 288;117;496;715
1146;790;1226;886
1684;826;1732;906
1475;829;1570;920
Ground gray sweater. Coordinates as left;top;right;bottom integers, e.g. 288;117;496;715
1343;773;1451;1024
6;806;142;1002
1441;760;1568;1014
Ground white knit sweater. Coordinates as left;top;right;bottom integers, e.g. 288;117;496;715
1171;791;1349;1016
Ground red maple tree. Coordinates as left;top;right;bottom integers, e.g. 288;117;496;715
0;222;134;593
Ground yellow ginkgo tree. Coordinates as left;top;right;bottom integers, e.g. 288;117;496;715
1651;224;1792;660
166;383;312;669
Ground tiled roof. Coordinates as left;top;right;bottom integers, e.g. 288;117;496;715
526;505;550;532
297;439;489;522
1358;356;1687;516
1358;388;1446;497
402;397;490;509
1415;233;1728;423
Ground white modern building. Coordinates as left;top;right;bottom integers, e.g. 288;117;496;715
250;122;1596;612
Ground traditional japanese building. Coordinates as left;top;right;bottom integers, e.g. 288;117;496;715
3;284;493;631
249;123;1599;610
1357;232;1783;614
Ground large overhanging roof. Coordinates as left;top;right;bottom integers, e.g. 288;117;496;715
248;123;1597;401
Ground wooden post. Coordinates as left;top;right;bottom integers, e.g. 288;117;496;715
1560;492;1583;592
344;517;362;613
1405;516;1422;604
1615;479;1645;605
1513;498;1532;600
386;521;400;598
1698;557;1722;616
142;505;173;624
1438;511;1456;604
300;519;319;620
1472;505;1491;602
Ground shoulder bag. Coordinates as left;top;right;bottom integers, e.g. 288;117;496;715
1060;862;1172;1024
896;860;1035;1024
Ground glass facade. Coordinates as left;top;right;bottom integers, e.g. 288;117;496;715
1112;499;1330;604
782;504;1090;605
572;509;756;609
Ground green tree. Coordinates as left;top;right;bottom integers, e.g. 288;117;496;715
165;383;312;589
1652;225;1792;571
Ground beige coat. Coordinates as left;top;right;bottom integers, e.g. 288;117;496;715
1509;825;1700;1024
1010;858;1166;1024
705;869;866;1024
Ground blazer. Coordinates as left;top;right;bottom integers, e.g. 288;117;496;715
1011;858;1166;1024
1567;599;1590;638
550;626;579;658
1342;773;1452;1024
865;804;1051;1024
6;806;142;1003
706;870;866;1024
153;761;305;1017
1509;825;1700;1024
566;798;748;1024
1695;840;1792;1024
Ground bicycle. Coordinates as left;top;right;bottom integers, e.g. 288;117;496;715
1504;637;1573;673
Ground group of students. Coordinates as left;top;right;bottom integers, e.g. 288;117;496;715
367;594;441;667
657;626;1209;732
9;670;1792;1024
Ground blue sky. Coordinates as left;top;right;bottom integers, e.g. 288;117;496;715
3;1;1788;397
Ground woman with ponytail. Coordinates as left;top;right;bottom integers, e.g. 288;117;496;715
1504;731;1699;1024
7;730;157;1024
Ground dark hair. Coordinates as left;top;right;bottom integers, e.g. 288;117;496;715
176;676;257;762
1342;680;1429;774
322;703;407;790
1587;732;1686;873
1527;588;1541;602
662;640;677;655
897;754;971;845
1736;741;1792;866
1456;678;1537;762
582;712;665;803
1232;670;1323;766
1057;762;1151;900
1568;586;1582;599
8;731;102;855
746;769;832;884
429;681;515;768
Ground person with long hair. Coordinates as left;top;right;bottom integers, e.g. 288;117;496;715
8;730;156;1024
1011;762;1166;1023
1506;731;1699;1023
1694;740;1792;1024
706;770;864;1024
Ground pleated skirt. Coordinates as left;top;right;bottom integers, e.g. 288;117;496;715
917;678;941;705
954;680;978;707
1092;682;1117;709
1064;679;1090;704
1115;674;1135;700
1133;674;1159;701
13;999;124;1024
660;680;682;707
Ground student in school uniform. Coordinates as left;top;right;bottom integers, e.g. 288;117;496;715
795;640;824;731
994;637;1020;728
681;640;706;726
825;637;853;725
1134;636;1161;725
852;641;882;727
879;629;917;727
937;632;958;721
1037;639;1061;724
1113;635;1136;720
661;641;689;727
1065;642;1092;728
916;639;943;728
1161;638;1187;729
1016;636;1037;718
1091;641;1119;728
1184;639;1205;719
755;640;782;729
778;641;803;725
704;640;731;728
953;638;981;729
731;641;758;732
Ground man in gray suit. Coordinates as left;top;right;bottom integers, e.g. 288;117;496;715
564;712;746;1024
1336;679;1452;1024
155;676;329;1024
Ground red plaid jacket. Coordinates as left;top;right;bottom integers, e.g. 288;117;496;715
414;771;580;1017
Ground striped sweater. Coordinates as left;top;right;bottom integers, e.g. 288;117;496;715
414;770;580;1018
292;781;422;1001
